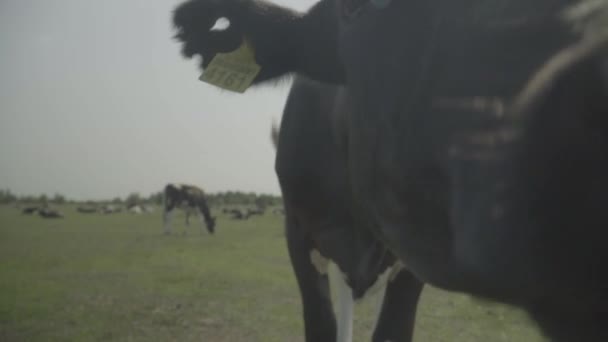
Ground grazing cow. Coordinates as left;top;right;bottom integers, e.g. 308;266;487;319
163;183;216;234
38;208;63;219
21;206;39;215
227;208;259;220
100;204;122;214
128;204;144;214
77;206;97;214
173;0;608;340
245;208;264;218
228;208;247;220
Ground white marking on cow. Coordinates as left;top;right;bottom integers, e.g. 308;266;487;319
316;254;404;342
360;261;404;302
211;17;230;32
329;262;354;342
309;249;329;275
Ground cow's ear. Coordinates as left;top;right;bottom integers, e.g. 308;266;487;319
173;0;243;67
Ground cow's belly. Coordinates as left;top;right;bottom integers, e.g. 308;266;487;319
350;112;546;300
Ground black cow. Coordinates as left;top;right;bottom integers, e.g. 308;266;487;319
21;206;39;215
173;0;608;340
38;208;63;219
163;183;216;234
228;208;247;220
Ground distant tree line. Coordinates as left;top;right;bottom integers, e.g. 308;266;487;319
0;189;66;205
0;188;281;208
144;190;282;208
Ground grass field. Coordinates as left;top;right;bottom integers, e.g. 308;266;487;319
0;205;546;341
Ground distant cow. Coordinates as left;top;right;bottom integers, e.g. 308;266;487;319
228;208;252;220
245;208;264;218
128;205;143;214
99;204;122;214
38;208;63;219
76;206;97;214
271;208;284;216
228;209;247;220
163;183;216;234
21;206;39;215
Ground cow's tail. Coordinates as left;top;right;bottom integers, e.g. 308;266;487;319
271;120;279;150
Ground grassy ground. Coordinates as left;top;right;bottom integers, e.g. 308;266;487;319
0;205;546;341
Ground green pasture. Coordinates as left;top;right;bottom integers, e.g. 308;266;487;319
0;205;545;341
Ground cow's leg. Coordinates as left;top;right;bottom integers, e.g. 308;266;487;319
163;208;174;235
196;208;206;235
185;209;191;226
286;214;337;342
329;262;354;342
371;269;423;342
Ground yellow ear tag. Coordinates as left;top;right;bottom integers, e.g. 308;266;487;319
199;39;261;93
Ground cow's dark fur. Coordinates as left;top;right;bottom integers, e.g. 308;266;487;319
173;0;608;340
163;183;216;234
272;77;423;341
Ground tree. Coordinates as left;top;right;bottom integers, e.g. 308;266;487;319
0;189;16;204
147;191;163;205
52;193;66;204
125;193;141;207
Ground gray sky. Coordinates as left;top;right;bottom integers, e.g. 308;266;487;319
0;0;316;200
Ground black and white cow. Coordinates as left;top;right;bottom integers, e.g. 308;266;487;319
173;0;608;340
163;183;216;234
270;97;422;342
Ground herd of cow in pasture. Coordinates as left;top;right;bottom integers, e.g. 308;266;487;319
17;190;280;226
18;203;157;219
171;0;608;341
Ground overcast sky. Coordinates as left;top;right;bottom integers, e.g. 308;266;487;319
0;0;317;200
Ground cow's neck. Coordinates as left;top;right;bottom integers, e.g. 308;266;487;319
196;199;213;226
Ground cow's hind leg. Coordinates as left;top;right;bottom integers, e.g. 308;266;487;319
372;269;423;342
329;262;354;342
163;209;175;235
286;214;337;342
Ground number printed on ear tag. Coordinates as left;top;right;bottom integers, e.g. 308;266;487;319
199;39;261;93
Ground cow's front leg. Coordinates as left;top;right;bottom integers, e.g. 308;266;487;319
372;269;423;342
286;214;337;342
163;208;175;235
329;263;354;342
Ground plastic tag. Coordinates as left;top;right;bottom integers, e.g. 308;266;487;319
199;39;260;93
